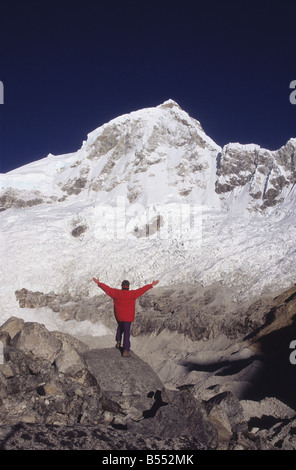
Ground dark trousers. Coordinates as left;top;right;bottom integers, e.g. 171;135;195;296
116;321;131;351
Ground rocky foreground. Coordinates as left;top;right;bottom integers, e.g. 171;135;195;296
1;283;296;450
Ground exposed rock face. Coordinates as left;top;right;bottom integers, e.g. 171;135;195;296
15;288;114;326
14;283;230;339
215;139;296;210
0;188;45;211
14;281;274;341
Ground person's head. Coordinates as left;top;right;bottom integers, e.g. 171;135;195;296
121;280;130;290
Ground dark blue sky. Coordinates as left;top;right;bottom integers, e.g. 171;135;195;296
0;0;296;173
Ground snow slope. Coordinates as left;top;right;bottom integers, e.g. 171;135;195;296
0;100;296;334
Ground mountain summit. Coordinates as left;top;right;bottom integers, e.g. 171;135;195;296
0;100;296;329
0;99;220;209
1;99;295;212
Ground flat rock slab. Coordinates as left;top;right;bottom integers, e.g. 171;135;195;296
83;348;165;396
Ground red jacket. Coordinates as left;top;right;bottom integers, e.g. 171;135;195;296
97;282;153;322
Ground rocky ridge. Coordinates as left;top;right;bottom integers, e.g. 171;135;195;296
13;279;283;342
215;139;296;211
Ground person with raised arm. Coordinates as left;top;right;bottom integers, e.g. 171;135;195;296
93;277;159;357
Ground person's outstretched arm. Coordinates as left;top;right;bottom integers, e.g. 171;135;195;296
132;279;160;299
92;277;116;298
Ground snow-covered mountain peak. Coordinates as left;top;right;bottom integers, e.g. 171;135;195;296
0;100;223;210
158;98;181;108
0;99;295;216
75;99;220;207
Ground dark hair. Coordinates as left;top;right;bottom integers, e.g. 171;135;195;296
121;280;130;289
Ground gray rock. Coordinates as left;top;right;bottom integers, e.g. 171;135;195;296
84;347;164;396
83;348;217;449
203;391;248;449
0;321;114;427
84;347;166;421
11;322;63;363
55;348;87;378
0;316;25;339
129;389;218;449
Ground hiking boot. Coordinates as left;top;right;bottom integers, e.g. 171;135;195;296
115;341;121;349
123;350;131;357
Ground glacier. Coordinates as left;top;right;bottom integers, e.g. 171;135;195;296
0;99;296;334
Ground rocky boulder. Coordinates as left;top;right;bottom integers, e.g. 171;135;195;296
0;316;25;340
83;347;217;448
11;322;63;363
0;319;119;427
